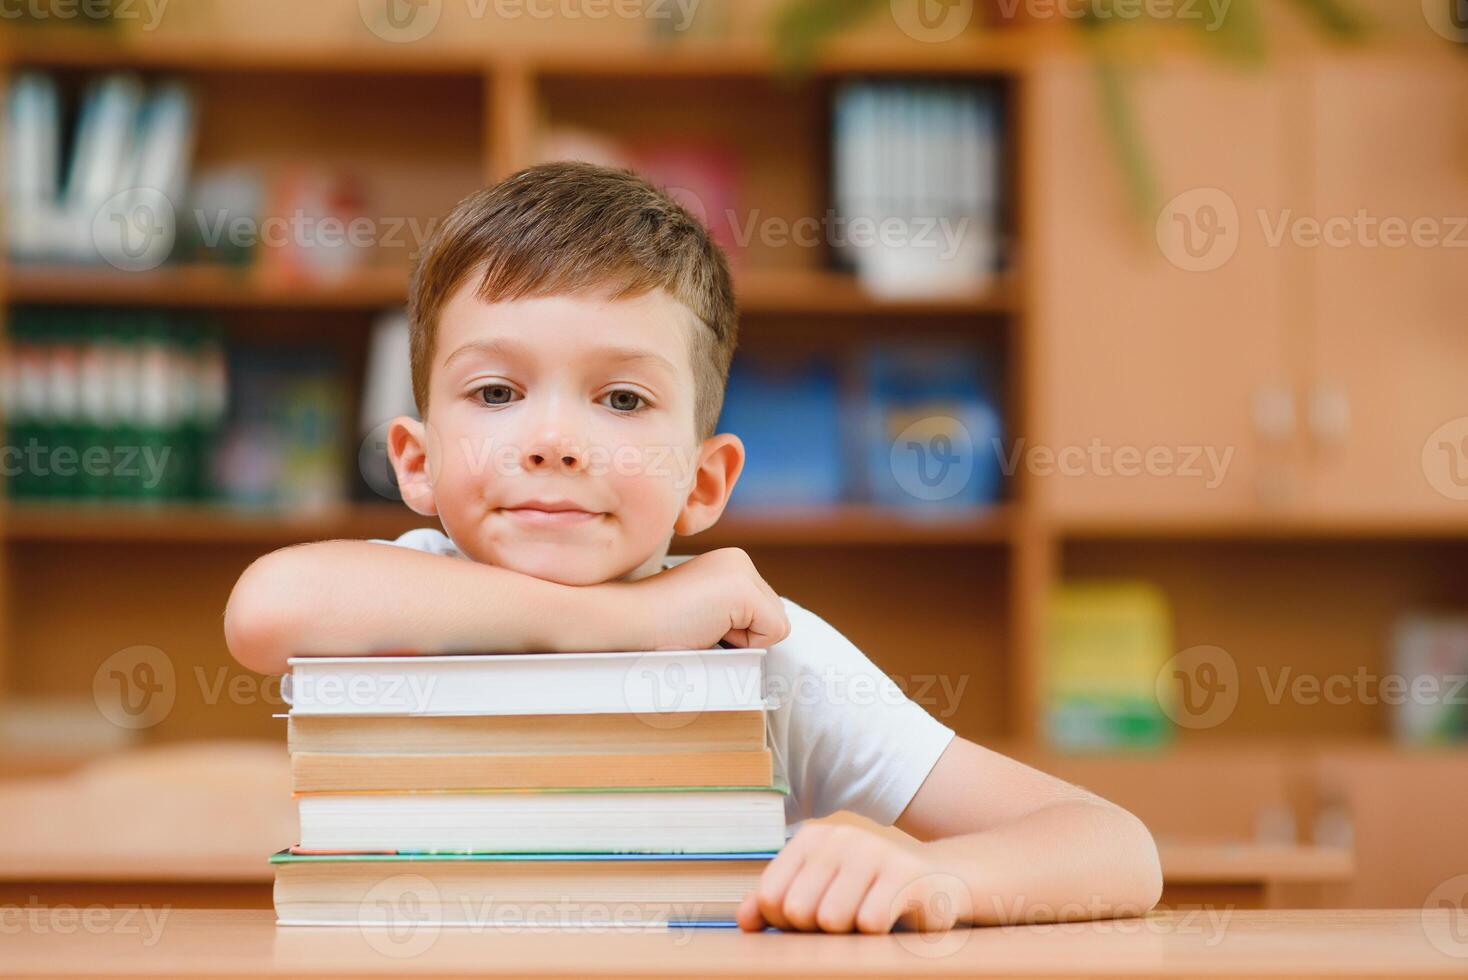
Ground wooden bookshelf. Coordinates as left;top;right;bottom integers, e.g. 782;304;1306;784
1;33;1052;77
6;263;411;310
0;502;431;546
1052;513;1468;541
6;263;1016;317
2;26;1465;771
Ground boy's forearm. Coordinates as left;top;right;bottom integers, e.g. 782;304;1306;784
926;800;1164;926
224;540;640;674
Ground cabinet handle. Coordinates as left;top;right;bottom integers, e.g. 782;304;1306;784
1252;386;1296;443
1309;385;1351;447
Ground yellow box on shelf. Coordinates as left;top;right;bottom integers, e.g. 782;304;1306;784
1046;581;1172;751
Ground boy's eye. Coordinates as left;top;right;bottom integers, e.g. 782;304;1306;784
601;389;646;413
478;384;521;406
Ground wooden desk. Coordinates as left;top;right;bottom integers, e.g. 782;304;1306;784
3;909;1464;977
1159;843;1356;910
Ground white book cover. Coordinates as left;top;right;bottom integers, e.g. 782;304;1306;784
284;648;766;717
296;788;787;853
6;73;63;260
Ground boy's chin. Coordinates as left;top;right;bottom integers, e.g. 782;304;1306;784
468;541;643;588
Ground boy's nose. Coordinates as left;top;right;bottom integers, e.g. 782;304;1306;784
523;437;585;473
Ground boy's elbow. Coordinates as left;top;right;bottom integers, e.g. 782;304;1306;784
1113;804;1164;913
225;549;308;675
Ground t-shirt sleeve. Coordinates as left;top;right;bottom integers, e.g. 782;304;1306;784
368;527;462;559
767;598;956;828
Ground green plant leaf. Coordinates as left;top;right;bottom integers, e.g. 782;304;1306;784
771;0;885;72
1281;0;1369;40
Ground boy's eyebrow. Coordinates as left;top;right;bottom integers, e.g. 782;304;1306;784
442;337;528;368
443;338;679;378
595;345;680;377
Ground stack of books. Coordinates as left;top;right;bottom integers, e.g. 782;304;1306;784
271;648;785;928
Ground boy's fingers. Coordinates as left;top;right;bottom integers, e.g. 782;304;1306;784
750;598;790;647
897;879;963;932
777;859;840;931
854;871;904;934
753;852;805;931
814;860;882;933
736;891;764;931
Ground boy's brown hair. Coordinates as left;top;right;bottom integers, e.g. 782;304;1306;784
408;161;738;439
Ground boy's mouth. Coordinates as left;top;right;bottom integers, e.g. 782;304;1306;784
496;500;606;528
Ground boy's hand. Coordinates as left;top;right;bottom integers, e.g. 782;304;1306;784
736;822;970;934
630;548;790;650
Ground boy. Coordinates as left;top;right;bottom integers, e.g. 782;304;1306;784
226;161;1162;934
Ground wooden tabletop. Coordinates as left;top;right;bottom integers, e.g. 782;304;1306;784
5;909;1466;977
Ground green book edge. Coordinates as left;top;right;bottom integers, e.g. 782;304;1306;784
271;849;781;864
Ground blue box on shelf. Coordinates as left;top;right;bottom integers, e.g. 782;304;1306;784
859;341;1003;511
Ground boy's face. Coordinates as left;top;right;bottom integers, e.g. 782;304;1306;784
389;285;741;587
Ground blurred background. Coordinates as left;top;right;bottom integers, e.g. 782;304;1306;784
2;0;1466;914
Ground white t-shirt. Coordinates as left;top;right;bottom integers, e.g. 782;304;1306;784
372;527;957;830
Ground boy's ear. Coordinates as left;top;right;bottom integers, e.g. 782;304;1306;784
674;433;745;537
387;416;438;517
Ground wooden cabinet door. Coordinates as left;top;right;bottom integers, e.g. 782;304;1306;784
1027;59;1297;519
1304;55;1468;518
